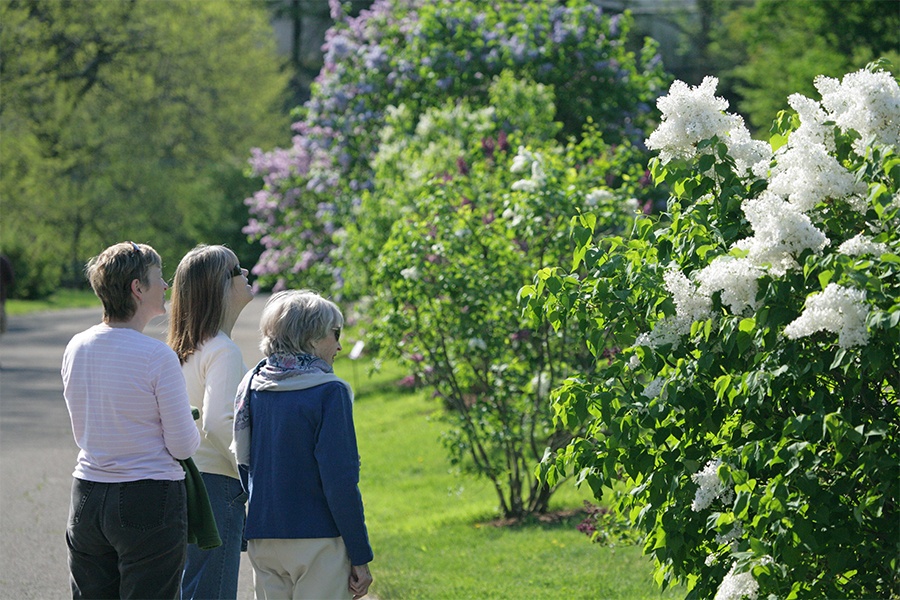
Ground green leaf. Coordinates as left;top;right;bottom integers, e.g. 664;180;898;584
734;491;750;519
714;374;732;400
749;537;768;555
830;349;847;370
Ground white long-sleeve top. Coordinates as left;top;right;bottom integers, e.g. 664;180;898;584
181;331;246;479
61;323;200;482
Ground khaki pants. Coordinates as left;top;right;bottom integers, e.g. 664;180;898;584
249;537;351;600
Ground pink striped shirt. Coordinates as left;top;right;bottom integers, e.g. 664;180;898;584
61;323;200;482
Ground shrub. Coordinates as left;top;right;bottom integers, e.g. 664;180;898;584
369;75;656;518
527;63;900;598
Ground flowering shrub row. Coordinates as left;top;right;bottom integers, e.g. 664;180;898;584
526;63;900;598
244;0;665;294
367;74;656;517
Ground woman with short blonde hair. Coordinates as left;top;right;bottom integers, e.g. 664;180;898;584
63;241;200;598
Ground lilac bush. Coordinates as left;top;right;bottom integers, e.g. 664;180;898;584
369;74;656;517
527;63;900;598
245;0;666;293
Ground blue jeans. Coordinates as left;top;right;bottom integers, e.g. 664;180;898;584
182;473;247;600
66;478;187;599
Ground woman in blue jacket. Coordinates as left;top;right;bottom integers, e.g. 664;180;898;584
233;290;373;599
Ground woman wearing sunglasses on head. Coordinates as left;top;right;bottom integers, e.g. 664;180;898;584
62;242;200;599
233;290;373;600
167;244;255;600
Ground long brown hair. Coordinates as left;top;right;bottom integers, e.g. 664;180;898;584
167;245;236;364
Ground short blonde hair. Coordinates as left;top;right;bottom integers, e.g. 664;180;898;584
86;242;162;323
259;290;343;356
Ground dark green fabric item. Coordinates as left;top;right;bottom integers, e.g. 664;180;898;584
179;457;222;550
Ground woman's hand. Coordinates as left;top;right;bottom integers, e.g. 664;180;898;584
349;563;373;599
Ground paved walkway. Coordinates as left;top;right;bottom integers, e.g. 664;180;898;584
0;298;268;599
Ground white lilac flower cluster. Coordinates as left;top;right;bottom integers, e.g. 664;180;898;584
695;256;763;315
634;69;899;350
646;78;769;174
771;89;867;214
715;520;744;549
510;146;546;193
500;207;524;227
635;316;690;350
467;337;488;351
635;267;711;349
585;188;614;207
784;283;870;349
641;377;665;399
665;267;713;323
815;68;900;156
691;458;733;512
637;259;760;350
766;141;864;214
714;562;759;600
734;192;830;276
400;266;419;280
838;233;890;257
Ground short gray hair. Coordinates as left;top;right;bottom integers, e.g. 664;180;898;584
259;290;343;356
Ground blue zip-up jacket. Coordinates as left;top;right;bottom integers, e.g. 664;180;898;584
243;380;373;566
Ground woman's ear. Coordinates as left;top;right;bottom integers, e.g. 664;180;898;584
130;278;143;300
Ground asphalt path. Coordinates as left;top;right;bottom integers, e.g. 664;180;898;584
0;297;268;599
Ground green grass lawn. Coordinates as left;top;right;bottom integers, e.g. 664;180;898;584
6;288;99;315
344;354;684;600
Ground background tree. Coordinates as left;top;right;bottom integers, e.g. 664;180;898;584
0;0;289;297
706;0;900;130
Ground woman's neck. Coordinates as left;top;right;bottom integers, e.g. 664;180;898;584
219;307;240;338
105;313;151;333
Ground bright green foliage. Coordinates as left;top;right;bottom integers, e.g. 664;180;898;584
368;76;656;518
344;71;563;289
0;0;288;296
527;66;900;597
